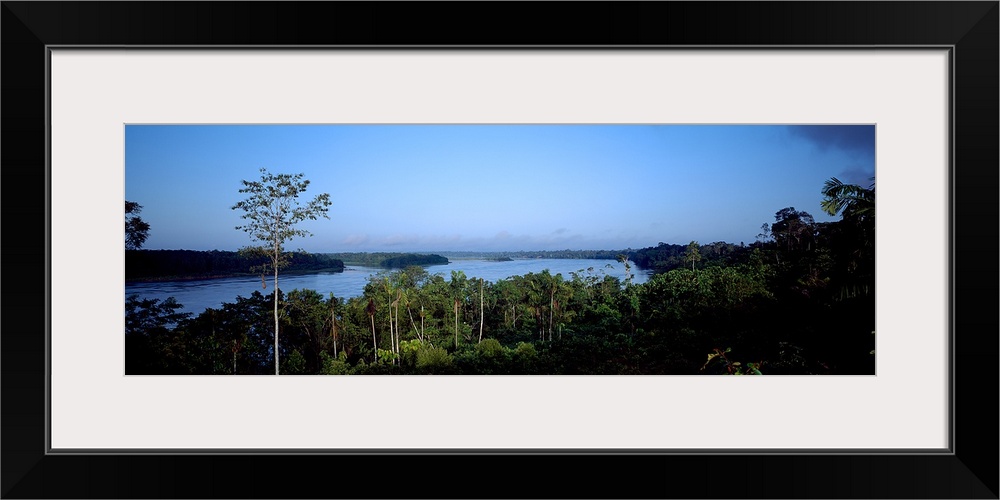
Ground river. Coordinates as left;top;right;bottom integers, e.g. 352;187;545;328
124;258;650;316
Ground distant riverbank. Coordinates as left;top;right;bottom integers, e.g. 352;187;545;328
125;258;650;317
126;249;347;282
125;266;347;284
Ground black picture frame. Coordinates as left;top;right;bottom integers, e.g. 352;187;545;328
2;2;997;498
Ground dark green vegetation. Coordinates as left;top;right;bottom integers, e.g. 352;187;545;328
328;252;450;268
445;249;623;260
125;200;151;251
123;251;451;282
125;178;874;375
125;250;345;282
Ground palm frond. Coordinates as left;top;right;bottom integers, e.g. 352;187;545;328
821;177;875;217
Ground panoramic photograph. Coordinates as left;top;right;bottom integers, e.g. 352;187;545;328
124;124;875;375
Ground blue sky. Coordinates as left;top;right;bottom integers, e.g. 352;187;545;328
124;124;875;253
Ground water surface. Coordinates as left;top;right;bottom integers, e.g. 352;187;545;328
124;258;650;316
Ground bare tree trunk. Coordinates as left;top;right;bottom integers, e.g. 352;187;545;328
454;299;459;349
407;306;419;340
370;315;377;363
395;294;401;363
387;292;394;363
273;251;280;376
537;309;544;343
478;278;484;343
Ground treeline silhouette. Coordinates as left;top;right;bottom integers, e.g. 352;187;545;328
126;249;344;281
442;249;624;260
329;252;449;268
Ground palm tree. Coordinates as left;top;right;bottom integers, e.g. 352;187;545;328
821;177;874;220
821;177;875;299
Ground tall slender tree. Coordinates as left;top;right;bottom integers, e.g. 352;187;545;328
685;241;702;271
367;297;377;362
478;278;485;343
382;276;397;362
232;168;331;375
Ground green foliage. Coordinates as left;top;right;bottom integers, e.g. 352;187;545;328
399;339;422;354
282;349;307;374
514;342;537;358
475;338;505;358
125;200;151;251
319;351;351;375
126;249;343;281
453;322;474;345
398;339;422;368
379;254;449;268
685;241;702;270
438;250;623;260
125;294;195;374
231;168;332;257
700;347;763;375
326;252;449;268
508;341;540;373
819;177;875;301
376;348;398;365
449;338;514;374
629;242;689;273
617;254;633;285
282;288;339;373
821;177;874;219
415;345;453;374
125;295;191;336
